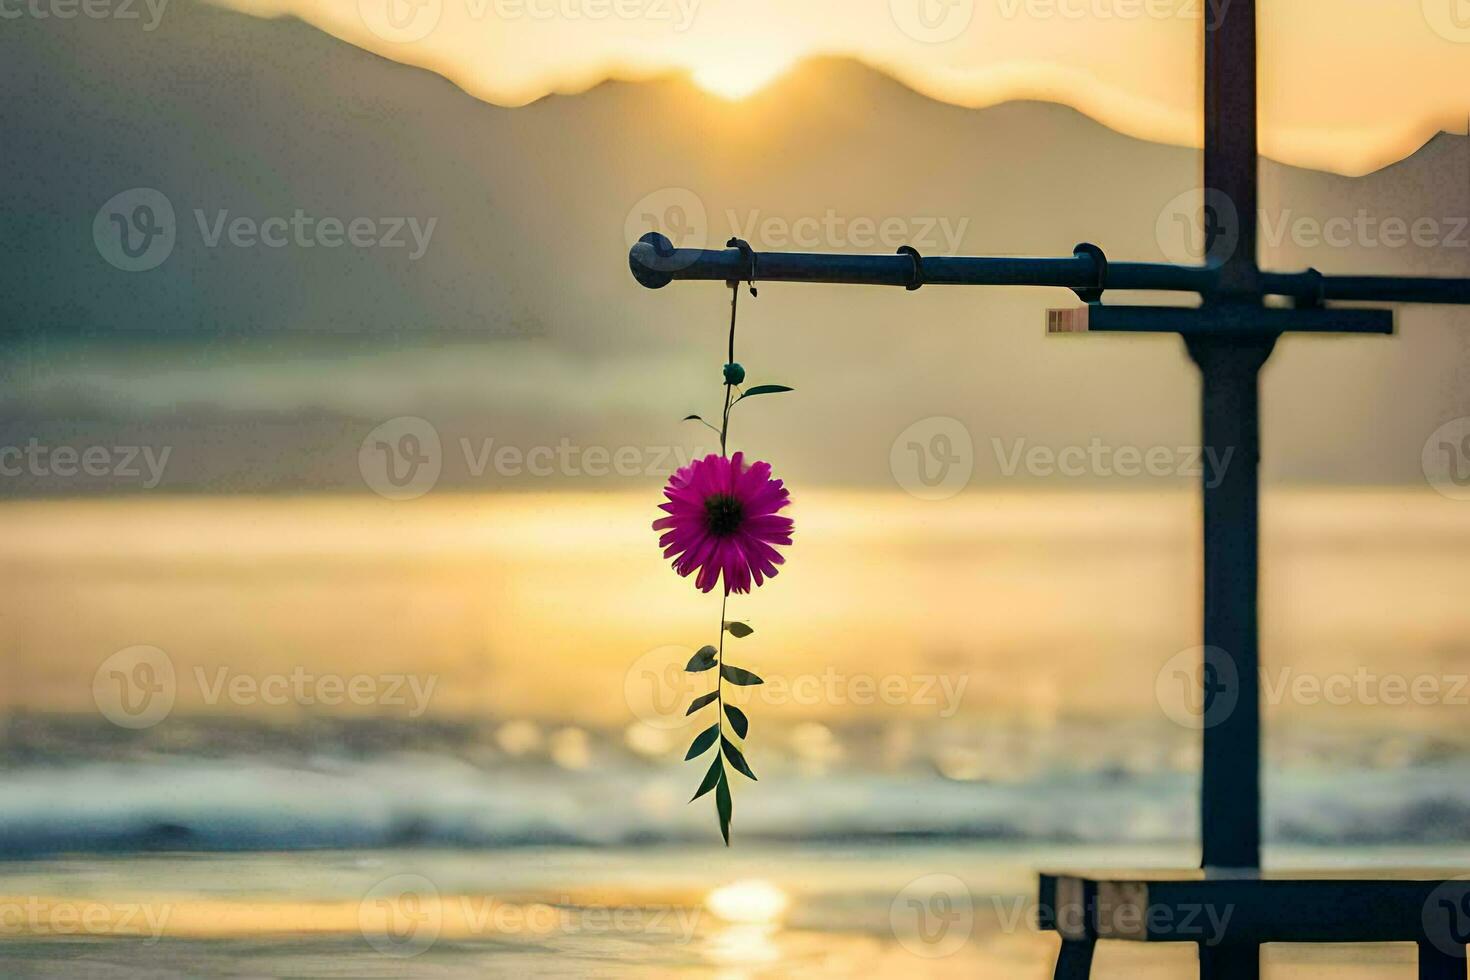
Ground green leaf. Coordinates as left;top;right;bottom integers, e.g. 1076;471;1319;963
690;757;723;801
721;735;758;781
685;724;719;760
721;664;764;686
682;414;720;435
686;690;718;715
685;646;717;672
723;621;754;638
724;703;749;738
738;384;794;399
715;770;732;846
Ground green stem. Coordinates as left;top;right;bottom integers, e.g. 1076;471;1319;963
716;592;727;735
715;282;741;845
719;283;739;455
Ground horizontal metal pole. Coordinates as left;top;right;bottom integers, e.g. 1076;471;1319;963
629;233;1470;308
1274;273;1470;306
631;234;1104;290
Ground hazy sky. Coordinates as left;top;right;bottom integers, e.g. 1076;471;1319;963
214;0;1470;175
6;0;1470;495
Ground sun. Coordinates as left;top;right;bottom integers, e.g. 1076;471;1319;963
690;54;796;100
705;880;789;924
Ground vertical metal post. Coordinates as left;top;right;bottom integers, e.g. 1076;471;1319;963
1187;337;1270;876
1204;0;1259;293
1194;0;1265;878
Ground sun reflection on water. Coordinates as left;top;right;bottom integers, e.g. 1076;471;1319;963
706;880;789;925
704;880;789;966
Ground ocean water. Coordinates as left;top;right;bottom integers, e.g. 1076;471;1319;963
0;490;1466;973
0;844;1464;977
1;728;1469;853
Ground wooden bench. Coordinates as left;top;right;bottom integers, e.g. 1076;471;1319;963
1037;869;1470;979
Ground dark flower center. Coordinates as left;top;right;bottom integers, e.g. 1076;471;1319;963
703;493;744;536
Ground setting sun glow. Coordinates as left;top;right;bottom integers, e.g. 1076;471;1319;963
690;55;796;100
705;880;790;924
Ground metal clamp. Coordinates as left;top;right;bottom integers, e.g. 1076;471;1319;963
1293;267;1326;309
897;245;925;291
1071;243;1108;303
726;237;758;296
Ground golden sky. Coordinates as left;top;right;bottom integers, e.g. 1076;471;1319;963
211;0;1470;175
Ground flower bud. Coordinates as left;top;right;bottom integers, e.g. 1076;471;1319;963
723;362;746;385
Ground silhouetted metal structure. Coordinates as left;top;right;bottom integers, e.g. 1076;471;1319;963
628;2;1470;976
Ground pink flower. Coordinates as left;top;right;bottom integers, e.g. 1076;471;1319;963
654;452;794;595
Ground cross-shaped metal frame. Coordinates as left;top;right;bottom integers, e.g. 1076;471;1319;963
628;0;1469;886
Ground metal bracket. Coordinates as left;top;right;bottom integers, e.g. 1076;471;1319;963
1069;243;1107;304
897;245;925;291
